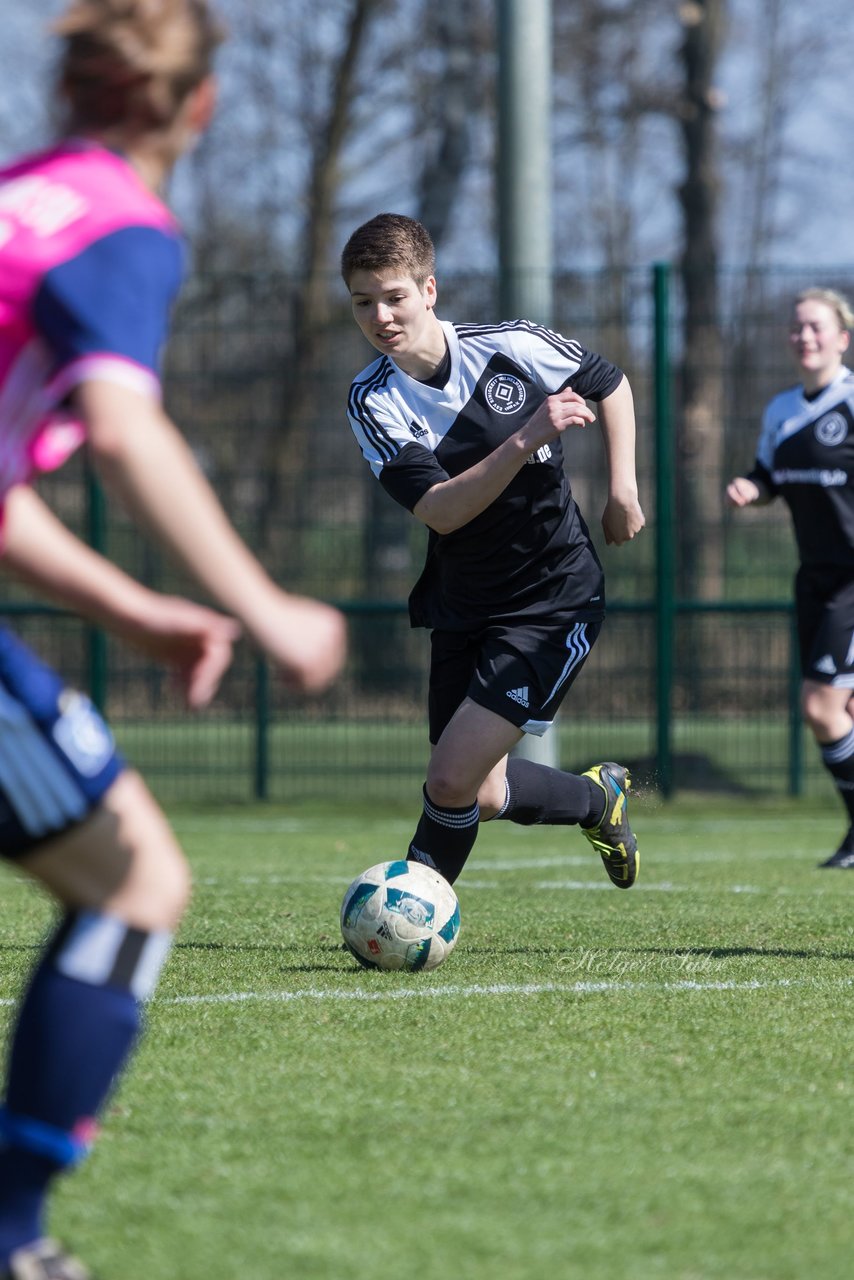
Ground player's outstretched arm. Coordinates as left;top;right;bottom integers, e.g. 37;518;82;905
596;377;645;546
74;380;347;693
1;484;239;708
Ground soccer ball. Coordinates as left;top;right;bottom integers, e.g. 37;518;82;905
340;860;461;972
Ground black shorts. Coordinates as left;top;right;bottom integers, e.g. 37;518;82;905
795;566;854;687
427;618;602;745
0;627;125;858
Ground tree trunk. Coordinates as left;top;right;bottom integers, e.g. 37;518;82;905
676;0;727;604
261;0;385;570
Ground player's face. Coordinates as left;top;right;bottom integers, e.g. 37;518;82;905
348;270;438;363
788;300;849;388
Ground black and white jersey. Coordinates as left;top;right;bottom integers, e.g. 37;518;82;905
751;367;854;568
347;318;623;630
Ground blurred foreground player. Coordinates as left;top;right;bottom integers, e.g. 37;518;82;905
0;3;346;1276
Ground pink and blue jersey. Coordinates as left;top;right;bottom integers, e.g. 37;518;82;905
0;139;184;504
0;140;185;851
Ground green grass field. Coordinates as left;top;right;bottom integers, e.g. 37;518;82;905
1;795;852;1280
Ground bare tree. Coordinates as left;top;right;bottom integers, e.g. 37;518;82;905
280;0;388;466
413;0;489;246
676;0;728;601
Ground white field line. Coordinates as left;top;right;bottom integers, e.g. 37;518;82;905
171;816;828;836
0;869;829;898
534;880;762;893
0;868;825;895
161;976;851;1008
172;819;417;835
184;847;820;869
0;976;846;1013
192;873;778;895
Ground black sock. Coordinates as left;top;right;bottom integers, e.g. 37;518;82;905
493;758;603;827
820;727;854;829
408;787;480;885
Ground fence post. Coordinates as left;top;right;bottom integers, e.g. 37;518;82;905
254;655;270;800
788;609;803;796
85;464;108;712
653;263;675;797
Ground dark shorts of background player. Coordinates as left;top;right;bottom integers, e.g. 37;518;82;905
795;565;854;686
0;627;125;859
427;617;603;745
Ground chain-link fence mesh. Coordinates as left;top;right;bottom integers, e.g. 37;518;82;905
5;265;854;803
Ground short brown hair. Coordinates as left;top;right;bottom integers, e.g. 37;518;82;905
341;214;436;288
54;0;225;136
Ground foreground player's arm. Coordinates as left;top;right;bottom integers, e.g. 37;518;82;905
0;484;238;708
74;380;346;693
596;377;646;545
412;387;596;535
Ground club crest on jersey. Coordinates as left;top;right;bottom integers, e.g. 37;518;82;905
485;373;527;415
52;690;115;777
815;411;848;447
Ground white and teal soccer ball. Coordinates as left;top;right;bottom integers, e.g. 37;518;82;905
340;860;461;972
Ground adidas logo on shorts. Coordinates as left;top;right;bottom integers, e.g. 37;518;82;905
506;686;530;708
815;654;837;675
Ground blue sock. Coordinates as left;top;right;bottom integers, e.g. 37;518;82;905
0;1149;56;1264
0;912;170;1263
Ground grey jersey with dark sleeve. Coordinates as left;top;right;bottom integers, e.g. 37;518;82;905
346;318;623;630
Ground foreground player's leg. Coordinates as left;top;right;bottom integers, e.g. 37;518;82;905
0;773;190;1279
492;756;639;888
0;916;167;1277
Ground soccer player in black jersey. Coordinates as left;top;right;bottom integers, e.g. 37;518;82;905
727;287;854;868
342;213;646;891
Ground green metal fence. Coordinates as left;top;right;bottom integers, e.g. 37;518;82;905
4;263;853;805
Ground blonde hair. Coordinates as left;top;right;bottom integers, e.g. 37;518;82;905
793;287;854;332
54;0;224;136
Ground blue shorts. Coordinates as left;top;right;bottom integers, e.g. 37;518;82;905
0;627;125;859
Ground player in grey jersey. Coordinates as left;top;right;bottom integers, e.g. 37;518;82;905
727;287;854;867
342;213;645;891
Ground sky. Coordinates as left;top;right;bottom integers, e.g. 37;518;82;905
2;0;854;271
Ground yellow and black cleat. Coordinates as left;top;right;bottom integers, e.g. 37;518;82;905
581;762;639;889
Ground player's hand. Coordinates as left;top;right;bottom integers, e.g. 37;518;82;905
726;476;761;508
251;595;348;694
601;493;646;546
523;388;596;448
117;596;241;709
